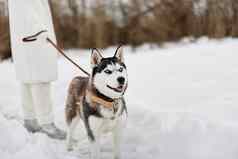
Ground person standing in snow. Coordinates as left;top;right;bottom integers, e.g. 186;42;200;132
8;0;65;139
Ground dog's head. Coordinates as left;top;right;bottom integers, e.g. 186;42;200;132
91;46;128;99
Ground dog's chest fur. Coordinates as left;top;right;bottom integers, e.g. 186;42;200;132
88;109;124;135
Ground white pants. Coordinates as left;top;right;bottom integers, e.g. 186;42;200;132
20;83;54;125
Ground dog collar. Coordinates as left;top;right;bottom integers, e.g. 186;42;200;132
91;95;114;109
86;91;119;109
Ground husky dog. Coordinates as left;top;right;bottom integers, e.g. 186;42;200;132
65;46;128;159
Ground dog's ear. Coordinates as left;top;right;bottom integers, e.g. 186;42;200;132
91;48;103;67
114;45;124;63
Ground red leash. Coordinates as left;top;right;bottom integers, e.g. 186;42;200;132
22;30;90;76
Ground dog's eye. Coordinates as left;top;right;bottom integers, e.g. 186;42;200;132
104;69;112;74
118;67;123;72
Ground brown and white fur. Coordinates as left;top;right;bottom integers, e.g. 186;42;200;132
65;46;128;159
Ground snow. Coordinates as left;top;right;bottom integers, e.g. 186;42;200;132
1;38;238;158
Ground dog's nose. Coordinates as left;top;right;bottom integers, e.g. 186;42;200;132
117;77;125;85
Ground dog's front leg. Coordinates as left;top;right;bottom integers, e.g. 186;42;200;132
90;139;100;159
88;116;103;159
113;126;122;159
113;115;127;159
66;117;80;151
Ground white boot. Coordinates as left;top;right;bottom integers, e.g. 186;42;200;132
21;83;65;139
41;123;66;140
20;84;41;133
30;83;66;139
24;119;41;133
30;83;54;125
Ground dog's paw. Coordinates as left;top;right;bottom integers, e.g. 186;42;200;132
67;146;74;152
66;138;78;152
66;143;75;152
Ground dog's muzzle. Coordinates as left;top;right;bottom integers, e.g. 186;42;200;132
107;84;126;93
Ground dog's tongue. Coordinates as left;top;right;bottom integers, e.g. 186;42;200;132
118;85;123;90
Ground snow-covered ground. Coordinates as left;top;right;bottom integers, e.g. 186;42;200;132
1;38;238;159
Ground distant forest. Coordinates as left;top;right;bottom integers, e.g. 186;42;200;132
1;0;238;59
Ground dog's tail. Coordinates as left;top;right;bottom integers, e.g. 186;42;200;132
65;76;89;125
65;78;78;125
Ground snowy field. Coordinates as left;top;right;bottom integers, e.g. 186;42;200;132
1;38;238;159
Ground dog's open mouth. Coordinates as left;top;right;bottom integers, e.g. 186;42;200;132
107;85;124;93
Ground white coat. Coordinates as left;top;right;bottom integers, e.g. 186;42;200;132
8;0;58;83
